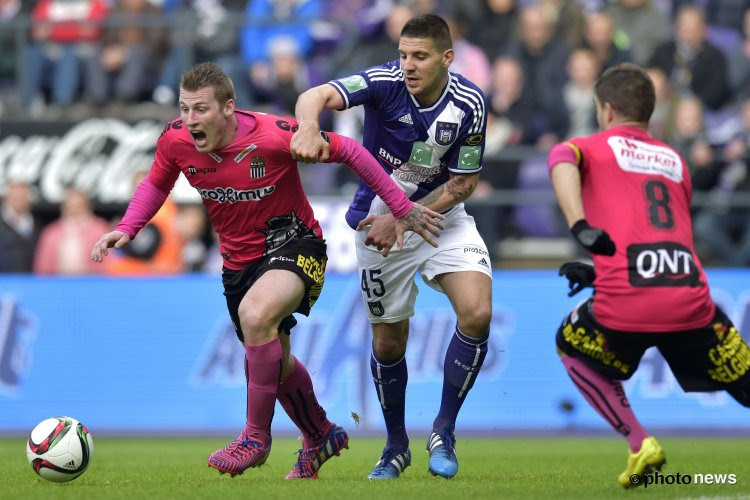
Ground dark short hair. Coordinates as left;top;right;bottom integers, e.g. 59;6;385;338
180;62;236;107
400;14;453;51
594;63;655;124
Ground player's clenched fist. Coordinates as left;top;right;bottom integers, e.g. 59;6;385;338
570;219;615;256
290;122;330;163
91;230;131;262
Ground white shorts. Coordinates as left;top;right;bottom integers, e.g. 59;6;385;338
355;203;492;323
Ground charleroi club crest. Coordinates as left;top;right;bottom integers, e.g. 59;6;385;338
250;156;266;178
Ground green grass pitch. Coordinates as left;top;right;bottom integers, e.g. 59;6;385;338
2;436;749;499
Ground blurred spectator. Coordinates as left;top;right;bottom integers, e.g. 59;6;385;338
648;5;730;110
666;96;719;189
238;0;322;111
505;4;569;149
443;7;491;93
408;0;439;15
693;98;750;267
486;56;534;151
105;171;183;275
33;187;109;275
583;11;631;71
671;0;750;32
201;229;223;273
176;203;208;272
249;36;321;115
562;48;599;138
85;0;166;107
466;0;519;60
336;2;413;78
0;181;38;273
475;55;536;263
539;0;586;50
646;66;678;141
22;0;108;111
0;0;27;88
727;8;750;103
152;0;245;107
607;0;670;67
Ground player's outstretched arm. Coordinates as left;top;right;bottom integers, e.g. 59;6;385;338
90;177;170;263
355;172;478;257
91;231;131;262
327;133;446;256
291;85;344;163
356;204;445;257
549;161;615;256
416;172;480;213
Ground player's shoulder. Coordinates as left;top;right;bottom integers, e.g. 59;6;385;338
448;71;485;97
158;116;190;144
360;60;404;86
446;72;486;114
243;110;300;141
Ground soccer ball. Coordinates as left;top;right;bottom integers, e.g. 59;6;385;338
26;416;94;482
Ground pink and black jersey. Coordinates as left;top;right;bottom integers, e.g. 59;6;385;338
553;125;714;331
148;110;323;270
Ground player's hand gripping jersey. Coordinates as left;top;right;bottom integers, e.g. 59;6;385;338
328;61;487;227
138;111;410;269
555;125;714;331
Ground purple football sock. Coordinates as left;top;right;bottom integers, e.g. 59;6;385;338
561;355;649;452
433;325;488;434
371;351;409;451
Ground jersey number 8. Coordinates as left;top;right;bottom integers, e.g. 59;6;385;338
644;180;674;229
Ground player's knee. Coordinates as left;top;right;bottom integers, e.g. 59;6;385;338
372;335;406;361
457;305;492;337
237;306;276;343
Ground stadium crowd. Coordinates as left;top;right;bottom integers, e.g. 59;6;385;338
1;0;750;273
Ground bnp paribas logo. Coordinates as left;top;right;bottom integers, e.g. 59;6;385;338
458;145;481;170
339;75;368;93
0;295;36;394
408;142;433;165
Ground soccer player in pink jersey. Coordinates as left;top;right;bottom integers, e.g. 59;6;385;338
91;62;444;479
548;63;750;488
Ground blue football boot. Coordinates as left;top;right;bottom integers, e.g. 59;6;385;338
427;430;458;478
367;447;411;479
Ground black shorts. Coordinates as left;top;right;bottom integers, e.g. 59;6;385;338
222;238;327;343
556;298;750;392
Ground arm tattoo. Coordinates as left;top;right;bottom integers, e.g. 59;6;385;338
416;174;477;210
446;175;470;200
417;184;445;207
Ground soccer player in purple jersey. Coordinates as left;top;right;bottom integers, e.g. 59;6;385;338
91;62;444;480
291;14;492;479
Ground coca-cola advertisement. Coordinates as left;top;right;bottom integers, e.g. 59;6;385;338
0;119;200;208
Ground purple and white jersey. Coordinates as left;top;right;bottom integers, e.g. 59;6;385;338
328;60;487;228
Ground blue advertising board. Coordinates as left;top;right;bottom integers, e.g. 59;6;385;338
1;270;749;434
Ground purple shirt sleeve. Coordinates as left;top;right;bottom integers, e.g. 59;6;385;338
328;133;414;219
114;178;170;239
